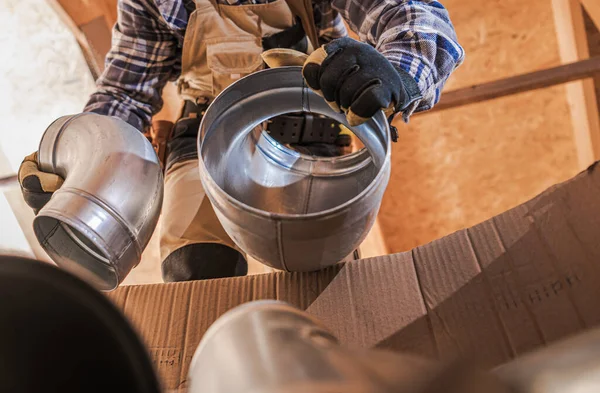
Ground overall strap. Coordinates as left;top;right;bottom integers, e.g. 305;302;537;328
195;0;222;15
284;0;319;49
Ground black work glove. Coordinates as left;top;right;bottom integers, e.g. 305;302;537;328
18;152;64;214
302;37;422;126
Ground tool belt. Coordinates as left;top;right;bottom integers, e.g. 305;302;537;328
266;113;345;145
161;101;350;171
174;100;348;146
171;101;348;145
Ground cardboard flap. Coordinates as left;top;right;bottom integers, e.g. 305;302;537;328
108;164;600;392
306;253;427;349
108;266;341;391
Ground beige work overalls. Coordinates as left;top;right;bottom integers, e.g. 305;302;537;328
159;0;319;263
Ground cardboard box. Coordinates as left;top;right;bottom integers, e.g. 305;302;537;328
108;163;600;392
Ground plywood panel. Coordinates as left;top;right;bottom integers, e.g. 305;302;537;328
581;0;600;31
99;0;118;27
585;10;600;115
552;0;600;168
55;0;104;26
380;0;579;253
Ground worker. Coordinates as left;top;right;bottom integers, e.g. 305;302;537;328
18;0;464;283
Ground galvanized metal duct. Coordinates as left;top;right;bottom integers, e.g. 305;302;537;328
33;113;163;291
190;301;600;393
189;301;438;393
198;67;391;271
494;326;600;393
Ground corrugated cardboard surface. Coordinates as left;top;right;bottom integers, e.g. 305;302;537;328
109;164;600;392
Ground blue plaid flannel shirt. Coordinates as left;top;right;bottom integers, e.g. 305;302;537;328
84;0;465;131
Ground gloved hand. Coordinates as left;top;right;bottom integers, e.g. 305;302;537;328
18;152;64;214
302;37;422;126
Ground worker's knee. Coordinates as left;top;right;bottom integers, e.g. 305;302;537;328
161;243;248;283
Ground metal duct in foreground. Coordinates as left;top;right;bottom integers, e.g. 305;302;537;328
0;255;160;393
33;113;163;291
189;301;600;393
188;301;508;393
198;67;391;271
494;326;600;393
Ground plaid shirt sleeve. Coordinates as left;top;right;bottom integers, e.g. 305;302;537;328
83;0;184;131
329;0;465;118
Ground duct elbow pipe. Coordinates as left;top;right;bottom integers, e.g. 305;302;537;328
33;113;164;291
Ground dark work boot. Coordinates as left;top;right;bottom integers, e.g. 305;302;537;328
161;243;248;283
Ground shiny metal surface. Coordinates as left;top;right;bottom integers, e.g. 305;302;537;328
494;327;600;393
198;67;391;271
33;113;163;291
188;301;434;393
189;300;600;393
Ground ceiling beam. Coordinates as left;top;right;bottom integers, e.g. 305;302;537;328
430;57;600;112
581;0;600;30
425;1;600;170
552;0;600;169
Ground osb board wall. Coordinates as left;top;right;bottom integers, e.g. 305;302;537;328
584;10;600;114
380;0;580;253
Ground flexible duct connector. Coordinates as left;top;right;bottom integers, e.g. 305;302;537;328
33;113;163;291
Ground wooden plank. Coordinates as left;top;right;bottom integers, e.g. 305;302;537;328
552;0;600;168
584;0;600;121
98;0;119;31
47;0;103;79
55;0;105;27
383;0;580;255
360;218;389;258
581;0;600;30
0;150;51;263
431;2;600;169
3;190;53;263
0;175;18;193
48;0;119;80
430;57;600;112
417;0;600;169
79;15;112;75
